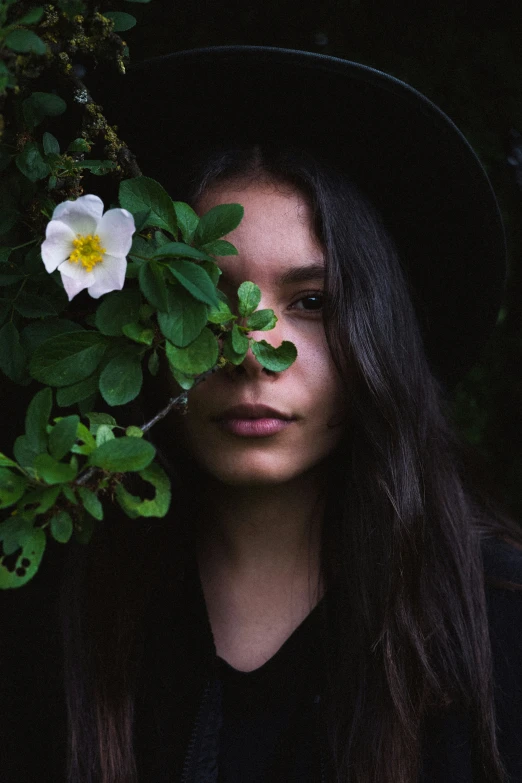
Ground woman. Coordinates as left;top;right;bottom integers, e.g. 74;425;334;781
5;48;522;783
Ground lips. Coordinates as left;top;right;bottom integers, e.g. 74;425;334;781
212;404;297;437
214;404;294;422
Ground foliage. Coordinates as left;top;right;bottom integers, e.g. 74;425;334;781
0;0;297;587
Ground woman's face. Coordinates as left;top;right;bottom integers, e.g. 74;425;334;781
173;178;347;486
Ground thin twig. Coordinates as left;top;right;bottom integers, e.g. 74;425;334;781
74;367;218;486
140;366;218;432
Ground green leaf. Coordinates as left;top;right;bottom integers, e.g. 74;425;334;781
67;138;90;153
122;211;146;236
122;322;154;345
166;327;218;375
85;412;117;435
138;260;168;312
45;151;61;167
148;350;159;376
168;259;220;308
25;387;52;454
173;201;199;244
78;159;117;176
42;132;60;155
195;203;244;245
49;415;79;460
153;242;212;263
0;273;24;286
103;10;136;30
94;288;142;336
60;483;77;504
0;468;28;508
34;453;77;484
88;436;155;472
56;373;99;407
201;239;238;256
13;435;37;469
22;318;83;353
0;61;11;94
0;209;17;236
99;352;143;406
223;332;247;365
1;515;34;557
129;234;155;263
125;425;143;438
207;296;235;325
95;424;116;446
20;484;60;514
22;92;66;127
251;339;298;372
78;486;103;520
70;422;96;455
0;322;27;383
0;520;46;589
169;366;195;390
4;29;46;54
231;324;249;353
115;462;171;518
50;510;73;543
17;7;45;24
238;281;261;317
157;286;208;347
0;453;20;469
200;260;221;286
0;299;11;327
245;309;277;331
16;142;50;181
153;231;170;249
14;291;57;318
30;332;107;387
119;177;177;235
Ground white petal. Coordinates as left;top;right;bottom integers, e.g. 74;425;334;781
51;194;104;236
41;220;75;272
59;270;91;301
97;208;135;256
87;253;127;299
58;257;96;283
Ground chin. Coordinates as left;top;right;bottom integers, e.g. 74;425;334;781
196;452;321;488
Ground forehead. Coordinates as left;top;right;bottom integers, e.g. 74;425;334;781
196;179;324;285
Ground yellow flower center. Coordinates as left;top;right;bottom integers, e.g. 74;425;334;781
69;234;106;272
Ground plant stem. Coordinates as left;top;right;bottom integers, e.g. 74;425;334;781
74;367;217;486
9;239;38;252
140;366;217;432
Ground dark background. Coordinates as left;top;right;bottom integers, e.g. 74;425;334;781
109;0;522;516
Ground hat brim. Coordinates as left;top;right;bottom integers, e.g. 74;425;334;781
100;46;506;387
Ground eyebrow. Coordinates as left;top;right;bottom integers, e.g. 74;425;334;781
219;262;326;287
278;263;325;285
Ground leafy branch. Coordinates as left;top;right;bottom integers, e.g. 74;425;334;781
0;0;297;588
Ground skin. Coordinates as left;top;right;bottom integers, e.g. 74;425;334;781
173;178;348;670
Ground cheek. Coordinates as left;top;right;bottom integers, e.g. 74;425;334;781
302;342;347;424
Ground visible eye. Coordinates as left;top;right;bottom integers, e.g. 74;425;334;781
290;292;324;313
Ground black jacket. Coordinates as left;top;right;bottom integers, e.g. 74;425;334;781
2;536;522;782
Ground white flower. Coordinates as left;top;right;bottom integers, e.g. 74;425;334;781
41;194;135;301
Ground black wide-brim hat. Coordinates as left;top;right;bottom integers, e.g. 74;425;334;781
100;46;506;388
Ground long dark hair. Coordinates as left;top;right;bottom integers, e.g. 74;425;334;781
62;144;521;783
